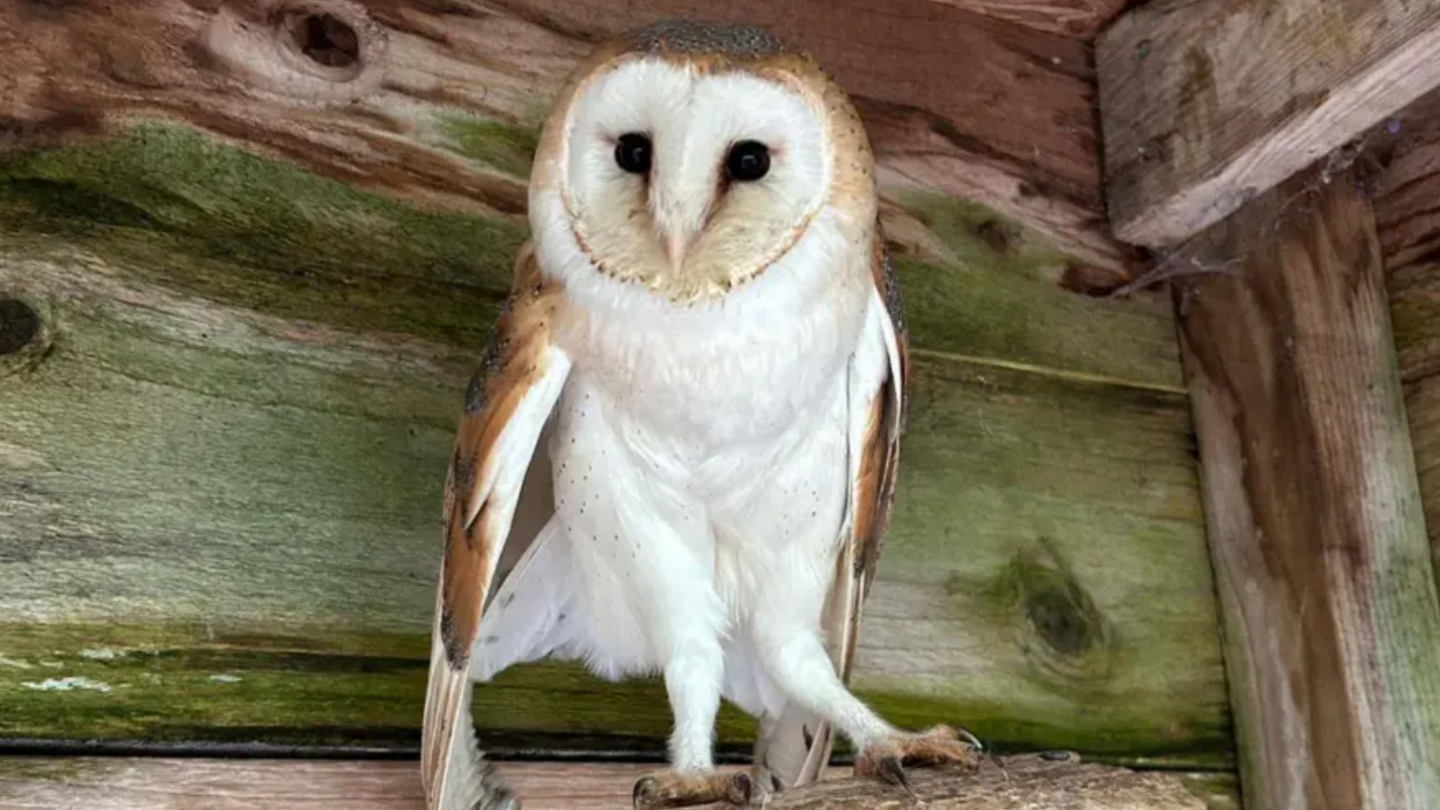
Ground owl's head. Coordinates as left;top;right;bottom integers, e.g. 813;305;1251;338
528;21;876;305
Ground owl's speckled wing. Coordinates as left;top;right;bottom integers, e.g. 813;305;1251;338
421;242;572;810
786;231;910;786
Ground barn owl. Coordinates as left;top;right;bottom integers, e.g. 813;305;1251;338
421;19;980;810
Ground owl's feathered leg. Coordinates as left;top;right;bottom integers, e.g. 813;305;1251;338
631;641;759;810
751;623;981;796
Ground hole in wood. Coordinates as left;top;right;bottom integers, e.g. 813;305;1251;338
290;12;359;68
0;299;40;356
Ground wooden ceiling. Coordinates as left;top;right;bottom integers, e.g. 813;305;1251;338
923;0;1135;37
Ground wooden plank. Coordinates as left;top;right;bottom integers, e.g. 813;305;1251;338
1097;0;1440;248
1173;165;1440;810
0;756;1235;810
922;0;1133;38
1373;89;1440;575
0;118;1227;763
0;0;1143;282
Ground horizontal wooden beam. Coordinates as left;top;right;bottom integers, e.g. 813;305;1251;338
1097;0;1440;247
923;0;1132;37
0;755;1227;810
0;0;1141;281
1174;164;1440;809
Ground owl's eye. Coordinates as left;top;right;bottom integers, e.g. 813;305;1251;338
726;141;770;182
614;133;652;175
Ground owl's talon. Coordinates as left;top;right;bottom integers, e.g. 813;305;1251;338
854;724;982;799
631;769;754;809
876;754;915;798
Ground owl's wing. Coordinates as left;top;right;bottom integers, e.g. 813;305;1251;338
793;235;910;786
421;241;573;810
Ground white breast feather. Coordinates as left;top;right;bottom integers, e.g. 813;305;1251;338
470;153;890;749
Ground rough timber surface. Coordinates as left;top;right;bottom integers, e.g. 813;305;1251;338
0;0;1143;284
924;0;1133;38
1175;166;1440;810
0;755;1237;810
0;0;1222;769
1374;88;1440;575
1097;0;1440;247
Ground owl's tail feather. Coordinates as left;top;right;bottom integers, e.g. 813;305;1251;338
422;620;519;810
754;704;833;793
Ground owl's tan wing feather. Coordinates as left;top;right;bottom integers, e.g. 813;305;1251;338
791;233;909;786
421;242;573;810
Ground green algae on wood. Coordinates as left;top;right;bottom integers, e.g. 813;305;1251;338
0;121;1177;388
0;259;1226;761
434;114;542;179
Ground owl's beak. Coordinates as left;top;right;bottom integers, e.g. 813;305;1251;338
664;231;689;272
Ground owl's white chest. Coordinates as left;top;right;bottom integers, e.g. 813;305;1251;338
530;220;877;687
554;269;868;453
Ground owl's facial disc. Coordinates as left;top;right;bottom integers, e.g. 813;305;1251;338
559;57;832;303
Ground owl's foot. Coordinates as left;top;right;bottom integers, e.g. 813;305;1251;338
853;724;983;799
632;769;756;809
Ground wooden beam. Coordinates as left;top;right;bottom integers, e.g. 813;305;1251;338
0;755;1224;810
0;0;1141;281
922;0;1133;38
1372;88;1440;577
1173;165;1440;809
1097;0;1440;248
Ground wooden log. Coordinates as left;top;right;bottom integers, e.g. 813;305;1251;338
0;0;1143;282
1173;165;1440;809
0;119;1227;763
1097;0;1440;247
0;755;1234;810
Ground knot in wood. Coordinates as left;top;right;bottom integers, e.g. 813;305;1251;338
990;540;1117;688
202;0;386;103
270;2;370;82
279;9;359;70
0;298;40;356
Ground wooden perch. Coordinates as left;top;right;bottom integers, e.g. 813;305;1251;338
694;755;1211;810
1174;165;1440;808
0;755;1223;810
1097;0;1440;247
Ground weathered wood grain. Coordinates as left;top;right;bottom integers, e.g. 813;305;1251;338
1373;89;1440;575
0;755;1236;810
0;117;1225;763
0;0;1142;281
1097;0;1440;247
924;0;1133;38
1174;166;1440;810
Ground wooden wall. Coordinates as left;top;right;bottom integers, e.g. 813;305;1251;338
0;0;1230;775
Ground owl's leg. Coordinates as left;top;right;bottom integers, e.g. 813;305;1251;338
751;624;981;796
631;770;755;810
631;655;759;810
631;632;758;809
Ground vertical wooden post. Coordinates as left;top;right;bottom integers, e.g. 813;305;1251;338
1174;168;1440;810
